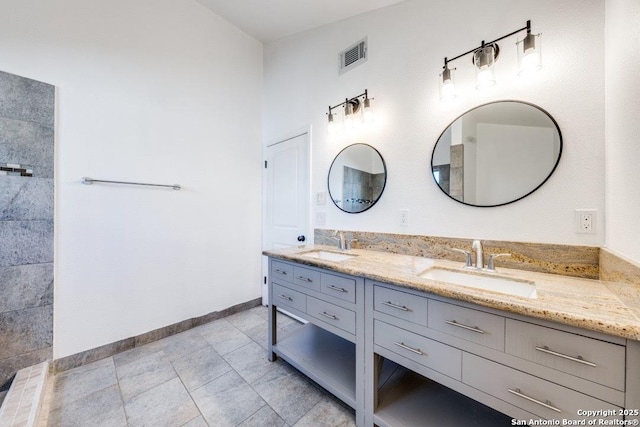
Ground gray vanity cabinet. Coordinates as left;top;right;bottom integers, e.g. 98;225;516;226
267;258;366;425
267;257;640;427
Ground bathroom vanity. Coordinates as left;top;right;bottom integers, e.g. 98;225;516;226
265;246;640;427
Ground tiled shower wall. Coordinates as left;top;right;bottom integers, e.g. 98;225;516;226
0;70;54;388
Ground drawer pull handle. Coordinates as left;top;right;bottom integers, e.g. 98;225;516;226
445;320;485;334
328;285;348;293
507;388;562;413
319;312;338;321
296;276;313;282
278;294;293;301
394;342;424;355
535;346;597;367
274;269;288;275
381;301;409;311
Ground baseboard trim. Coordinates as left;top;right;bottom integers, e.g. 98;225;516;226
51;297;262;374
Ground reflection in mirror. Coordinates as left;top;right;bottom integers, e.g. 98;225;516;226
328;143;387;213
431;101;562;207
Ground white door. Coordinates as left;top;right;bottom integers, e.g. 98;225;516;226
263;132;310;305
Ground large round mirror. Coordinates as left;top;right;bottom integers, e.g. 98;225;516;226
328;143;387;213
431;101;562;207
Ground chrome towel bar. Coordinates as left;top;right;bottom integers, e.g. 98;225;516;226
81;177;181;190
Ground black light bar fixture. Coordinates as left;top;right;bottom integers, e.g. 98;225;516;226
440;20;541;102
327;89;374;132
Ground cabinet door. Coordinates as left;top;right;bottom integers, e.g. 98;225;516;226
463;353;622;421
428;300;505;351
505;319;625;391
374;285;428;326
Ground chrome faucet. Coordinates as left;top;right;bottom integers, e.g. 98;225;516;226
453;240;511;271
472;240;484;270
332;231;356;250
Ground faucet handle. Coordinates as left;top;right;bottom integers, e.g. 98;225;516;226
345;239;358;251
487;253;511;271
451;248;473;268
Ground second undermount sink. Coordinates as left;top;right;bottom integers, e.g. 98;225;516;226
300;250;355;262
419;267;537;299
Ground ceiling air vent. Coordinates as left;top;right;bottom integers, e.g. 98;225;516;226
339;37;367;75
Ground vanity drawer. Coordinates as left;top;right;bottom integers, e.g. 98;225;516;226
307;296;355;335
293;265;321;292
428;300;505;351
272;283;306;313
320;273;356;303
374;285;428;326
505;319;625;391
463;353;622;421
271;260;293;281
375;320;462;380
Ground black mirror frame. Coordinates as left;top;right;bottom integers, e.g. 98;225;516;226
328;143;388;214
430;100;563;208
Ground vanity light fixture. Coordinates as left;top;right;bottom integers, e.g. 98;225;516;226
326;89;373;132
440;20;541;99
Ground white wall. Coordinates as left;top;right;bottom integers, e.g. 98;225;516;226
264;0;605;245
605;0;640;263
0;0;263;358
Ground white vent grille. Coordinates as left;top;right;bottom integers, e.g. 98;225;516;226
339;37;367;74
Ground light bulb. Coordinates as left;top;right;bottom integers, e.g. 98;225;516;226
476;67;496;90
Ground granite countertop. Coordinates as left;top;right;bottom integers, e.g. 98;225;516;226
263;245;640;341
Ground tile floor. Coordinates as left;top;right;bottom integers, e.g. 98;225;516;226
39;307;356;427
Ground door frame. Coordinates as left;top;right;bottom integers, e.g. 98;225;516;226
261;126;313;305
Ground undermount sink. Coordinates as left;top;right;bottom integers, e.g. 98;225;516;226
300;250;355;262
419;267;537;299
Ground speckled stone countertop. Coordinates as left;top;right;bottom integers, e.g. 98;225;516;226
263;245;640;341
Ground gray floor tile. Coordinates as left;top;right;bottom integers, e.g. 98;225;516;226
225;310;265;333
124;377;200;427
191;370;266;427
222;342;278;384
113;341;164;368
172;345;232;392
156;330;210;362
116;350;177;402
252;363;324;426
237;405;287;427
197;319;253;356
181;415;209;427
51;357;118;409
292;398;356;427
46;384;127;427
244;322;269;349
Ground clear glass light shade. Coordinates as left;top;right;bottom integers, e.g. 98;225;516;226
343;103;355;130
474;46;497;90
517;33;542;76
327;112;337;133
363;98;374;123
439;67;457;102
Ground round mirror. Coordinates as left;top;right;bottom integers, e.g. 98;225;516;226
328;143;387;213
431;101;562;207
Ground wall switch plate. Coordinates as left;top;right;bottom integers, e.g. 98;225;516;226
316;192;326;205
316;212;326;226
399;209;409;226
575;209;596;234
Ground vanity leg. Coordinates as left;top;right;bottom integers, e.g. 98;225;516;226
626;339;640;412
267;287;278;362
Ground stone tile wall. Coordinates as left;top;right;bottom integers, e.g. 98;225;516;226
0;70;54;389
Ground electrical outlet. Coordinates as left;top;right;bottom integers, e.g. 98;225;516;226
316;191;326;205
399;209;409;226
575;209;596;234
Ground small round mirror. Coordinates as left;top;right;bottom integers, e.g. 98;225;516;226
328;143;387;213
431;101;562;207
